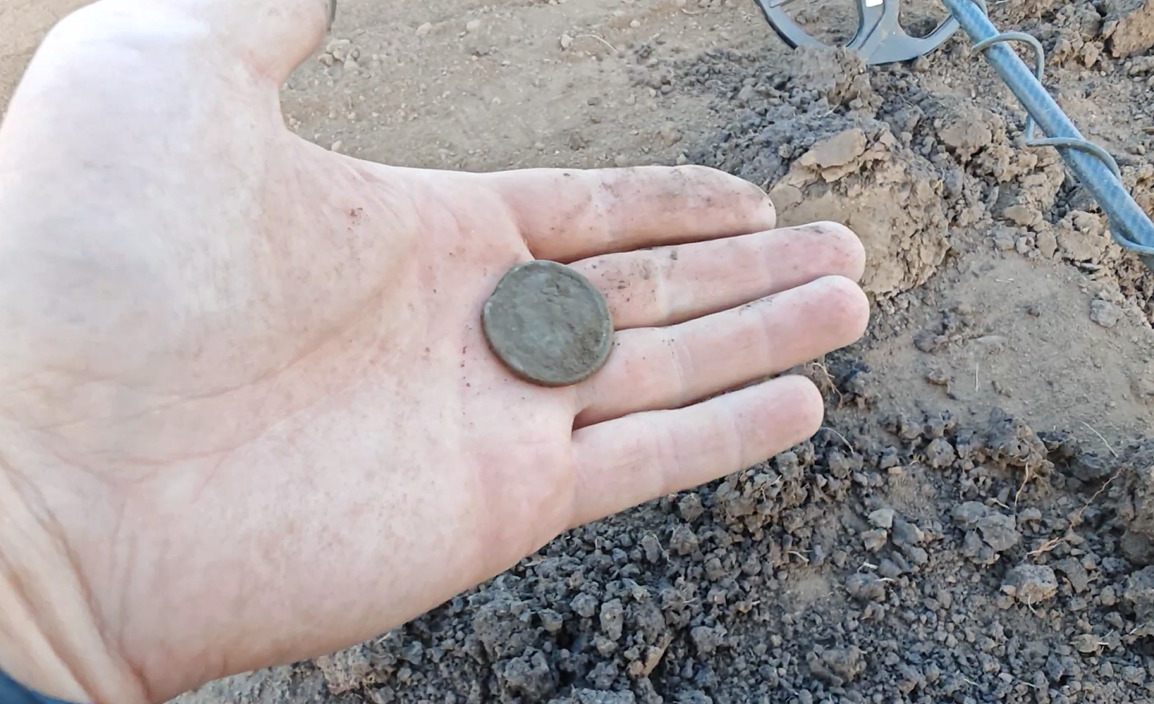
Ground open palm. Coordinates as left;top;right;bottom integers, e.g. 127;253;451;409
0;1;868;703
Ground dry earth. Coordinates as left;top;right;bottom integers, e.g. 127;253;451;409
5;0;1154;703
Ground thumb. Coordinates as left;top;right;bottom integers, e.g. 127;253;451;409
42;0;333;85
162;0;334;83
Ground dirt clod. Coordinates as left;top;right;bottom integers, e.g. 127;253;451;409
1091;298;1124;327
1002;564;1059;603
1105;0;1154;57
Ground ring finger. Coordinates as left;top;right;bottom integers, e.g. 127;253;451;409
575;275;869;428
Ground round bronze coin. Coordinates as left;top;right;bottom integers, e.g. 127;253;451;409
482;260;614;387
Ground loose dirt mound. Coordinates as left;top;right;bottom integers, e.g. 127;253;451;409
686;46;953;298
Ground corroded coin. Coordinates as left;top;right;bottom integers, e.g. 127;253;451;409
482;260;614;387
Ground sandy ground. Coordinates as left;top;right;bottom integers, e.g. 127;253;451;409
5;1;1154;703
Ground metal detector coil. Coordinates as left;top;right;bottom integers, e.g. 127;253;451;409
755;0;960;65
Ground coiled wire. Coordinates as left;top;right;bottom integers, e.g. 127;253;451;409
970;30;1122;178
945;0;1154;265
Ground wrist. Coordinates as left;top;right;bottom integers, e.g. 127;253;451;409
0;445;146;704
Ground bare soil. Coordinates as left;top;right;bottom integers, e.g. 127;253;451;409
5;1;1154;703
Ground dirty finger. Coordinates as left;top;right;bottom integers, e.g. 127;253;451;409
574;276;869;428
569;221;865;331
569;375;824;528
479;165;776;263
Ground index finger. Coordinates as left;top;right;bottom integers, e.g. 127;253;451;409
479;165;777;263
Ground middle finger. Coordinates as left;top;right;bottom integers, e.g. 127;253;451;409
569;221;865;330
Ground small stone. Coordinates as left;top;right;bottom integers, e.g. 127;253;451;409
690;625;723;656
798;128;867;170
925;368;950;386
630;19;641;28
845;573;886;602
1071;633;1101;653
330;140;345;153
901;544;929;565
1122;665;1147;684
466;19;481;32
1001;564;1058;604
1019;507;1043;522
892;519;925;546
925;437;957;468
416;22;432;36
861;529;889;552
670;524;699;555
327;38;352;61
1090;299;1122;328
560;33;574;49
992;227;1017;251
640;534;662;563
877;559;902;579
599;599;624;641
658;124;682;146
1100;585;1118;606
539;609;564;633
1058;228;1106;261
678;493;703;522
1037;230;1058;258
977;512;1020;552
1054;558;1092;593
1003;204;1038;227
952;501;989;528
869;508;895;529
613;155;631;168
571;593;598;619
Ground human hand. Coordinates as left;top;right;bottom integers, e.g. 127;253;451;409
0;1;869;703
